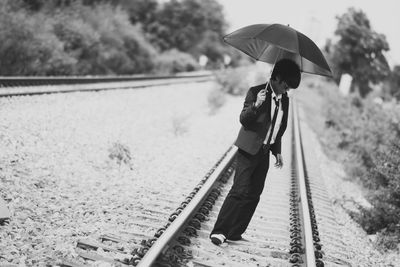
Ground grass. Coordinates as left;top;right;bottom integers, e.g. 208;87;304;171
108;142;133;170
294;76;329;136
296;75;400;252
171;113;189;136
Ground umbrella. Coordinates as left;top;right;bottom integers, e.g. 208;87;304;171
223;23;332;77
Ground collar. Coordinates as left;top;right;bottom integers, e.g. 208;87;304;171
270;83;282;101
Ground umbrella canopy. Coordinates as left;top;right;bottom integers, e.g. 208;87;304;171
223;23;332;77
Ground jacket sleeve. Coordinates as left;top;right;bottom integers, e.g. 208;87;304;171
269;139;281;156
270;95;289;156
239;87;259;127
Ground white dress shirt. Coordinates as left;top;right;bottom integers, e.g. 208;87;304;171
264;89;283;145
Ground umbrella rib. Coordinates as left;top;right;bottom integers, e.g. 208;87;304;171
294;32;304;71
302;69;332;78
226;36;298;54
257;38;271;61
301;55;303;71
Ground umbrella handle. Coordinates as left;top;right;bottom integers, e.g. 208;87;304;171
265;48;282;90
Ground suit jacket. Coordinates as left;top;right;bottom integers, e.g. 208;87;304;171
234;83;289;156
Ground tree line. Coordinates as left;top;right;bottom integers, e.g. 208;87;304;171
0;0;246;76
3;1;399;100
326;7;400;100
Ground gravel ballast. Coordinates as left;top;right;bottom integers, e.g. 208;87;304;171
0;82;242;265
1;80;398;266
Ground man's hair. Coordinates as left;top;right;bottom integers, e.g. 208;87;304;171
271;59;301;89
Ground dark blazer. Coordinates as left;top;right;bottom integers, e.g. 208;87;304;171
234;83;289;156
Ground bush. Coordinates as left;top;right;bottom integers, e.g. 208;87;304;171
82;4;156;74
55;3;156;75
52;11;103;75
207;87;226;114
152;49;200;74
322;87;400;249
213;65;267;96
375;226;400;251
108;142;133;169
213;68;248;95
389;65;400;100
171;113;189;136
0;5;76;75
0;2;157;76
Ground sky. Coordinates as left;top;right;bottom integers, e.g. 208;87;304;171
216;0;400;67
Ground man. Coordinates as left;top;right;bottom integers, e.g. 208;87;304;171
210;59;301;245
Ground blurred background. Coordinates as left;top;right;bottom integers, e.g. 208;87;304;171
0;0;399;258
0;0;399;100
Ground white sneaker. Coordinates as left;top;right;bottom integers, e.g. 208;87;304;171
210;234;226;245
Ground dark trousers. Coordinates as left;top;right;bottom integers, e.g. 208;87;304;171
211;147;270;240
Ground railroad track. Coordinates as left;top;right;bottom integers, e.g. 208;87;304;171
0;72;213;97
54;99;351;267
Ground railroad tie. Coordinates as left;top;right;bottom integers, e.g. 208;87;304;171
0;197;11;224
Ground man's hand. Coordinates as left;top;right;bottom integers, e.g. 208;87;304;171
255;89;266;108
274;154;283;168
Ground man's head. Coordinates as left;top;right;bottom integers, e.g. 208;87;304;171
270;59;301;95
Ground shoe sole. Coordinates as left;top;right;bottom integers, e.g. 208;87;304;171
226;238;244;241
211;237;223;245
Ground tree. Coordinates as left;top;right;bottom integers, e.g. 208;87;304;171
328;8;390;97
190;31;226;66
145;0;227;56
0;0;232;75
119;0;158;25
19;0;77;11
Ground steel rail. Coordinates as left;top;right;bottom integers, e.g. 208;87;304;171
0;72;214;97
136;146;238;267
0;72;212;87
292;99;317;267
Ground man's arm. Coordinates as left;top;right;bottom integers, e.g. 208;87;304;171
270;139;281;156
239;88;265;127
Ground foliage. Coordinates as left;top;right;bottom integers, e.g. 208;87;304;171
388;65;400;100
119;0;158;25
322;87;400;249
145;0;228;67
52;9;103;74
147;0;226;50
0;0;237;75
190;30;227;68
207;87;226;114
152;49;200;74
213;66;266;96
208;64;267;114
0;1;156;75
108;142;133;168
326;8;390;97
171;114;189;136
81;0;160;27
0;5;76;75
79;3;156;74
375;225;400;251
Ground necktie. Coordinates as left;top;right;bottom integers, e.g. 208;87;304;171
265;97;280;146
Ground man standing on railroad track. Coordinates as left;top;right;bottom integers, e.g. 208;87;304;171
210;59;301;245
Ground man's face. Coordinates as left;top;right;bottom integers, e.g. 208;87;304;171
273;76;291;95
